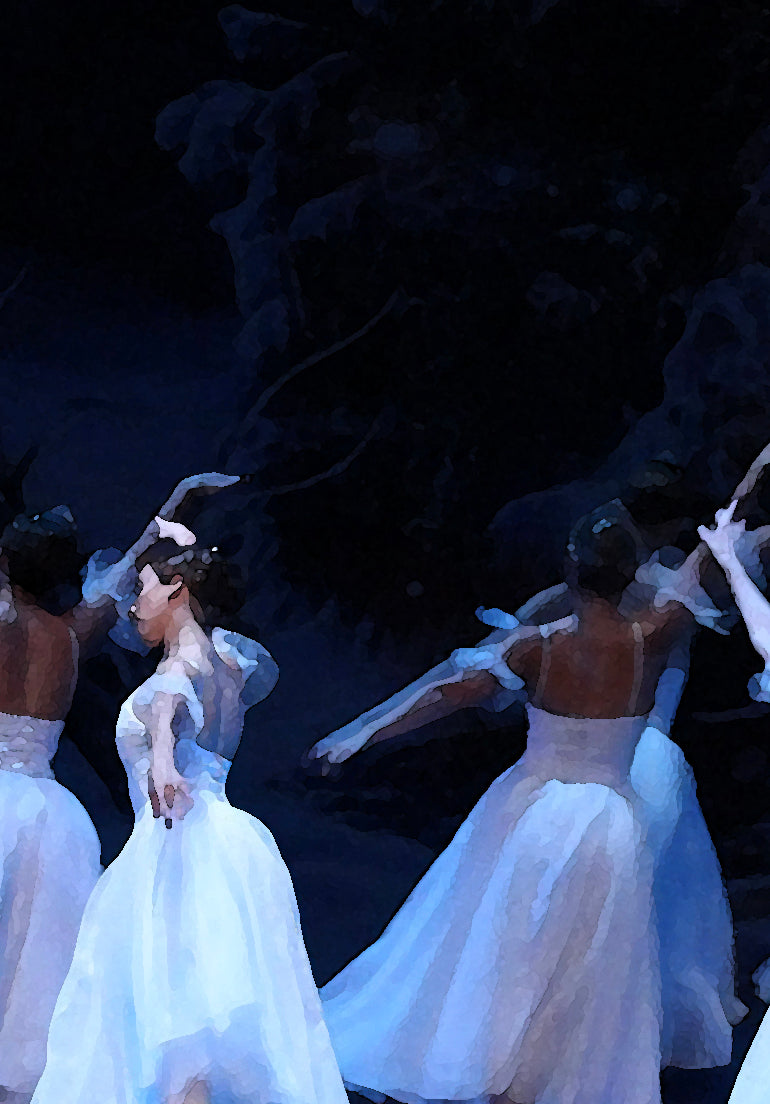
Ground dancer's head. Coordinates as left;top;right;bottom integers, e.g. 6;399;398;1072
0;506;83;599
130;538;245;645
565;501;644;604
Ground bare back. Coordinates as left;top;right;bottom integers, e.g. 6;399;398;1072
0;598;78;720
508;600;688;719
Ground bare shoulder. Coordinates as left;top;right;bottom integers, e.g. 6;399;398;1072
25;603;73;649
503;617;575;678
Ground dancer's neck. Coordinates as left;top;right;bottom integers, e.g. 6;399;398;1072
162;607;210;666
573;591;625;624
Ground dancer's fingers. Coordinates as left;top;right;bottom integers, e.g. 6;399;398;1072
718;499;739;525
148;772;161;819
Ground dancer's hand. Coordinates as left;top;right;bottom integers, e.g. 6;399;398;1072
159;473;242;521
698;500;746;567
148;763;193;828
305;730;367;773
154;516;196;546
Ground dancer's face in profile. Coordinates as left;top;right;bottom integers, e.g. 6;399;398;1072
131;564;185;645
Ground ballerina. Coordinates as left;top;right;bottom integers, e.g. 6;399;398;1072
0;472;238;1104
308;497;750;1104
697;499;770;1104
310;447;770;1083
30;534;348;1104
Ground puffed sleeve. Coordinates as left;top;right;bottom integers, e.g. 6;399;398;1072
80;548;137;605
450;626;526;713
211;629;279;708
635;550;728;633
80;548;150;655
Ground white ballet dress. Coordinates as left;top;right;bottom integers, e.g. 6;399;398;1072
30;629;348;1104
321;611;744;1104
323;702;661;1103
475;587;744;1069
0;711;101;1099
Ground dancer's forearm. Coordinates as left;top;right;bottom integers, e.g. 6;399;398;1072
667;442;770;593
720;553;770;665
361;673;501;749
309;666;503;765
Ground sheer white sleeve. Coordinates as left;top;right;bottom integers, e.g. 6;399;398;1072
450;627;526;713
635;551;727;633
81;549;150;655
211;629;279;709
80;548;137;607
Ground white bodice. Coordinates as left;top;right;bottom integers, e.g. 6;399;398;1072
115;629;278;814
523;704;647;788
0;711;65;779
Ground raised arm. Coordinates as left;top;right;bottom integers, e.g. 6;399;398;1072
633;442;770;625
699;503;770;667
62;474;239;652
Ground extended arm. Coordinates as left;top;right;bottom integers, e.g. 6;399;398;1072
306;607;553;768
62;474;239;652
699;503;770;666
307;658;508;768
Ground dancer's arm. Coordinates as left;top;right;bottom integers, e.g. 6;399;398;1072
636;442;770;626
699;502;770;667
145;692;193;828
307;664;506;768
306;609;553;768
63;474;239;651
306;584;573;767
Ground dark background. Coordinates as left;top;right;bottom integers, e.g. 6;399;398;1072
5;2;770;1099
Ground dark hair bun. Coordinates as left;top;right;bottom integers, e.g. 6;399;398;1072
566;502;643;602
136;539;245;625
1;507;83;599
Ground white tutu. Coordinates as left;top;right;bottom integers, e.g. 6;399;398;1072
318;607;743;1103
630;726;746;1069
31;792;346;1104
322;706;662;1104
0;723;101;1097
31;631;347;1104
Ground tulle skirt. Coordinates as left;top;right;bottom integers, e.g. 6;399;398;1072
630;727;745;1069
322;761;662;1104
30;790;347;1104
321;727;743;1104
0;771;101;1096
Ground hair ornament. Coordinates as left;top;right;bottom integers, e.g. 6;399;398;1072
591;518;613;535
